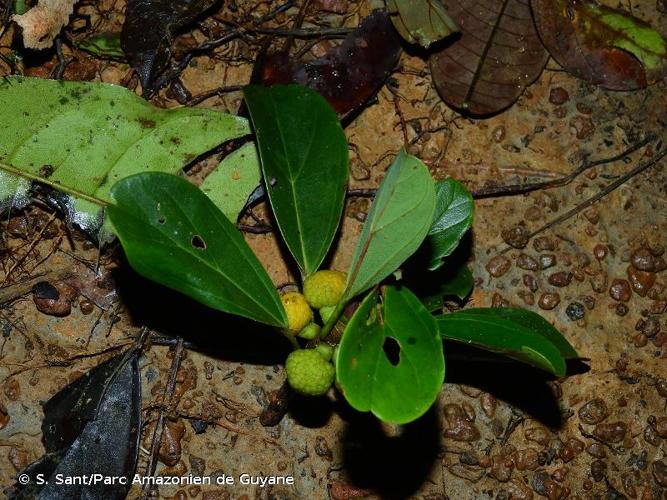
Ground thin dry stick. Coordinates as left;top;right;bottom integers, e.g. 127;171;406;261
142;337;185;499
1;212;57;285
500;147;667;254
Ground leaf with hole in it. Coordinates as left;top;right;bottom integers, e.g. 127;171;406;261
336;286;444;424
386;0;459;48
0;77;256;240
107;172;287;327
429;0;549;115
345;150;435;300
436;308;578;376
531;0;667;90
427;178;474;270
243;85;348;276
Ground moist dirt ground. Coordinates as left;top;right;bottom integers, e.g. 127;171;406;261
0;0;666;499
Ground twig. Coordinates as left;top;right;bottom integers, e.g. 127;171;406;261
1;212;57;285
0;270;68;305
186;84;244;106
142;337;185;499
499;147;666;254
471;134;658;198
237;223;273;234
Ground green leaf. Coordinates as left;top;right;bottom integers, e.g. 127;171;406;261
75;33;125;60
337;286;444;424
107;172;287;327
427;179;473;270
421;264;473;312
386;0;458;48
0;76;251;237
243;85;349;275
436;308;578;376
345;150;436;299
200;142;261;221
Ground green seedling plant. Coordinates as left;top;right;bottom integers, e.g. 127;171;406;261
107;84;579;424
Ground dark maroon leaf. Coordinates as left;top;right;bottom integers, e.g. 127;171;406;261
256;11;402;119
121;0;217;92
531;0;667;90
429;0;549;116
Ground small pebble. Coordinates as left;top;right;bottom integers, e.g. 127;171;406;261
627;266;656;297
539;254;557;269
578;398;608;424
548;271;572;287
565;302;585;321
502;226;530;249
609;279;631;302
538;293;560;310
486;256;512;278
631;248;656;272
517;253;539;271
593;244;607;260
523;274;538;292
549;87;569;105
593;421;627;443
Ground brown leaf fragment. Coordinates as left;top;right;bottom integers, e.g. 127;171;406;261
429;0;549;115
256;11;402;120
13;0;76;50
531;0;667;90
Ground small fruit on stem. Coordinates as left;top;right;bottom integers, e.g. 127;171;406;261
303;270;346;309
281;292;313;333
285;349;335;396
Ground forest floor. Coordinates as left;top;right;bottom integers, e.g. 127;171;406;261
0;0;666;498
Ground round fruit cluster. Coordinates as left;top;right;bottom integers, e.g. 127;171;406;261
280;270;346;396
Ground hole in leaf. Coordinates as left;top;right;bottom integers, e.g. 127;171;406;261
157;217;166;225
382;337;400;366
191;235;207;250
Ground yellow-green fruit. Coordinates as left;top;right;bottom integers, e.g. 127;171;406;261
285;349;335;396
319;305;336;323
281;292;313;333
298;322;321;340
303;270;346;309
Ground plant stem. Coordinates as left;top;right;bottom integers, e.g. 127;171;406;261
283;331;300;350
319;301;346;341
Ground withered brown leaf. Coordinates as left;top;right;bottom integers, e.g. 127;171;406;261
256;11;402;120
531;0;667;90
429;0;549;116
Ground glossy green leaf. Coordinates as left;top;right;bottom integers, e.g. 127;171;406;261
436;308;578;376
0;76;251;237
345;150;436;299
75;33;125;60
107;172;287;327
386;0;458;48
200;142;261;222
427;179;474;270
243;85;349;275
337;286;444;424
421;264;473;312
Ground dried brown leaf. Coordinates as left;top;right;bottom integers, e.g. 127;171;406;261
531;0;667;90
429;0;549;115
13;0;76;50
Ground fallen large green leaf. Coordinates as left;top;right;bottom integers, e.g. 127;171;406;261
436;308;578;376
243;85;349;276
531;0;667;89
386;0;458;48
427;178;473;270
107;172;287;327
345;150;435;299
337;286;444;424
0;77;256;238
